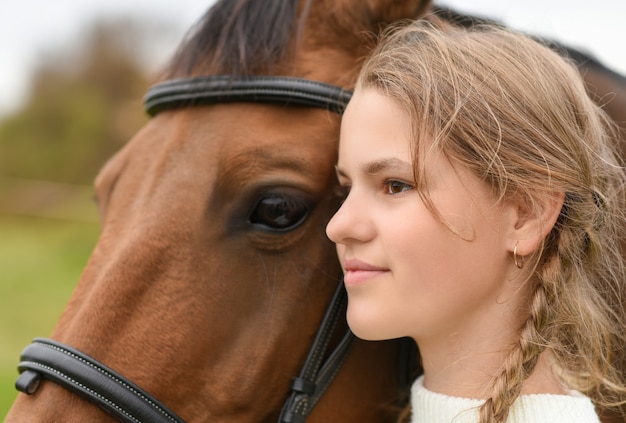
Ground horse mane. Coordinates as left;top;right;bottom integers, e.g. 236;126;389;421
543;41;626;82
163;0;304;78
430;5;502;28
433;5;626;83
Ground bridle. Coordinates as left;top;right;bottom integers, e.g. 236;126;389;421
14;75;360;423
143;75;352;116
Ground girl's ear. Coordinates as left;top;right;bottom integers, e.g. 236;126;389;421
507;191;565;256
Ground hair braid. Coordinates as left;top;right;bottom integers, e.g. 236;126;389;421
478;262;559;422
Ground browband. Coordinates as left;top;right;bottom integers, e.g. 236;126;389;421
143;75;353;116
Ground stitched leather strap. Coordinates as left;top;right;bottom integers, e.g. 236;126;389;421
16;338;185;423
278;281;355;423
143;75;353;116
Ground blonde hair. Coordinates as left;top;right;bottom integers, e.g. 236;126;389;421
358;17;626;422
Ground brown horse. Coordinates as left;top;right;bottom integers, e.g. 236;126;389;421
6;0;431;421
7;1;626;422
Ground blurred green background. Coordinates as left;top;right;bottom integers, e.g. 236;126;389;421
0;16;177;419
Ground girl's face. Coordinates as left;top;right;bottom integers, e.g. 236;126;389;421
326;88;522;344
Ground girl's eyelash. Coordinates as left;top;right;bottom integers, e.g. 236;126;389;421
383;179;414;194
332;179;413;200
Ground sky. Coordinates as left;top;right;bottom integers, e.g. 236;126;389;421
1;0;624;116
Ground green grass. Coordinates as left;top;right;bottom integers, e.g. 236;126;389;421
0;214;99;419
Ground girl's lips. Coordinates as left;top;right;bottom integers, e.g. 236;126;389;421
342;258;389;286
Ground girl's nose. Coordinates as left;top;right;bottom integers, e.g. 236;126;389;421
326;192;374;245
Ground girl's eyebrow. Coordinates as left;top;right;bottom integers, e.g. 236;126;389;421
363;157;413;175
335;158;413;180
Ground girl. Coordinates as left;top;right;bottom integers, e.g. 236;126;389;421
326;19;626;422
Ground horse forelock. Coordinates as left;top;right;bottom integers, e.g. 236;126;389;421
163;0;303;78
160;0;434;83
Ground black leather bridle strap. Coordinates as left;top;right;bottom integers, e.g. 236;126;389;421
143;75;353;116
278;281;355;423
16;338;185;423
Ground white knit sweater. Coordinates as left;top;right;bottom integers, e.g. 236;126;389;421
410;376;600;422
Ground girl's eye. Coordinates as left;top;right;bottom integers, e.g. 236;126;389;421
384;180;413;195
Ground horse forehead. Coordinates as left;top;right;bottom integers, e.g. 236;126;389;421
182;103;341;164
101;103;339;171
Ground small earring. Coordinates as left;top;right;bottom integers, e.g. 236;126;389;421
513;242;524;269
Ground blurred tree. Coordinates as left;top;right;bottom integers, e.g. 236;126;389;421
0;17;173;185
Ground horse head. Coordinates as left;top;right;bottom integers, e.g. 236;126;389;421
6;0;430;421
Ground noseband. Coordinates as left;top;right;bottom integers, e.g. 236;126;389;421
15;75;357;423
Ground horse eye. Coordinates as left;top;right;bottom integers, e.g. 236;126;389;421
249;194;310;231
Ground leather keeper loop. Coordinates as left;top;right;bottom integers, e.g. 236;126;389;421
290;377;316;395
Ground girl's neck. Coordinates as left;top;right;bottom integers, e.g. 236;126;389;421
414;270;568;399
418;340;567;399
418;331;509;398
